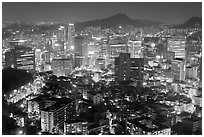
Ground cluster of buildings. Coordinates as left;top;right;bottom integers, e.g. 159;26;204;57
2;22;202;135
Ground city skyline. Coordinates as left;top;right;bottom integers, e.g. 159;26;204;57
3;2;202;24
2;1;202;135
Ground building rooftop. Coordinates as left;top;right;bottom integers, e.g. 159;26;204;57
42;98;74;112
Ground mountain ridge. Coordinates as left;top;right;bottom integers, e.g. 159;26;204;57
173;16;202;28
75;13;162;31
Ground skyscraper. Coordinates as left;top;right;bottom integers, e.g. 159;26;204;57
130;58;144;81
51;58;72;77
66;23;75;51
167;37;186;59
115;53;131;82
115;53;144;83
74;35;84;68
5;46;35;71
128;38;143;58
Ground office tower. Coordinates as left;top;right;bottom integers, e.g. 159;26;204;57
167;37;186;59
51;58;72;77
110;44;128;59
74;35;84;68
171;59;186;82
82;39;89;67
58;26;66;42
5;46;35;71
66;23;75;51
35;49;42;63
53;41;65;58
115;53;144;82
46;39;53;52
128;38;143;58
130;58;144;81
186;39;201;58
115;53;131;82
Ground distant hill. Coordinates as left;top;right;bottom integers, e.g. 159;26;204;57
174;17;202;28
2;67;33;94
75;13;162;31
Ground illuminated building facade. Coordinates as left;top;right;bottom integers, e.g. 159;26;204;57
65;121;88;135
130;58;144;81
74;35;84;68
66;23;75;51
5;46;35;71
51;58;72;77
171;59;186;82
128;39;143;58
41;103;67;134
167;37;186;59
110;44;128;59
53;41;65;58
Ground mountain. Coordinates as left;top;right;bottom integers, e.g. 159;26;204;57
75;13;162;31
174;17;202;28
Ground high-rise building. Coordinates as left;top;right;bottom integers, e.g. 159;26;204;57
130;58;144;81
110;44;128;59
128;39;143;58
51;58;72;77
115;53;144;82
46;39;53;52
115;53;131;82
66;23;75;51
53;41;65;58
167;37;186;59
5;46;35;71
186;38;201;58
74;36;84;68
41;101;72;134
171;59;186;82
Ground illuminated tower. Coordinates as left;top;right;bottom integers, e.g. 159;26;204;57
74;36;84;68
167;37;186;59
66;23;75;51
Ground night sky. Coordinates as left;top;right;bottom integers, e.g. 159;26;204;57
2;2;202;24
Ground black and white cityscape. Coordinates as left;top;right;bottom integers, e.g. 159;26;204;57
2;2;202;135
